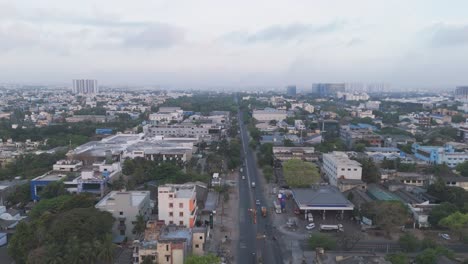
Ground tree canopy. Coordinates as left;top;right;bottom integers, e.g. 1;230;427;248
185;254;221;264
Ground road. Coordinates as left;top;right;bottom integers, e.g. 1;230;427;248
237;108;284;264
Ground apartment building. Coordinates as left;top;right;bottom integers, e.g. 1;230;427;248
412;143;468;168
340;126;382;148
144;124;221;141
95;191;151;239
252;108;287;122
158;184;198;228
322;152;362;186
149;107;184;124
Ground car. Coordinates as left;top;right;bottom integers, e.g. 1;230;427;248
251;182;256;188
439;233;451;240
306;223;316;230
242;175;246;180
256;199;261;206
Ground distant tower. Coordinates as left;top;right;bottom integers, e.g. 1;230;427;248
72;79;99;94
286;85;297;97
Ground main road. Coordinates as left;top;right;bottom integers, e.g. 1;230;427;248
237;108;284;264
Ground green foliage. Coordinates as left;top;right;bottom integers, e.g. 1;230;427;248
262;165;274;183
308;234;336;250
185;254;221;264
356;158;381;183
283;159;320;187
399;233;420;252
385;253;408;264
161;95;237;114
415;246;454;264
40;181;68;199
133;214;146;235
361;201;408;237
5;183;31;207
427;179;468;209
379;127;413;137
439;212;468;240
122;158;209;185
451;114;465;123
353;143;366;152
428;202;458;227
0;152;65;180
456;161;468;177
316;138;346;153
257;143;273;167
283;138;295;147
8;194;114;264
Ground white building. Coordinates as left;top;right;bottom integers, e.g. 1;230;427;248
303;103;315;113
252;108;287;122
95;191;151;239
357;110;375;119
158;184;198;228
322;152;362;186
149;107;184;124
294;120;306;130
144;124;221;141
72;79;98;94
365;101;381;110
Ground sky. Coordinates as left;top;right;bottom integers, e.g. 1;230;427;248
1;0;468;90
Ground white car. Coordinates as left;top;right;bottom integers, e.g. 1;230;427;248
242;175;246;180
439;233;451;240
306;223;316;230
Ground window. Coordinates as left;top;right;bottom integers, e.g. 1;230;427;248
179;203;183;208
199;236;203;240
166;245;169;251
166;256;170;262
119;211;123;215
169;194;173;198
179;221;184;225
195;244;199;248
169;203;173;208
169;221;173;224
179;212;183;217
169;212;173;217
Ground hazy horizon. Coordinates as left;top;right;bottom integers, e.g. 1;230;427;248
1;0;468;89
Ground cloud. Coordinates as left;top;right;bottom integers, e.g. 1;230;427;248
121;23;185;49
222;21;345;44
429;23;468;47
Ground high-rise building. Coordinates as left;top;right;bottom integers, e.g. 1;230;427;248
313;83;346;97
455;86;468;102
286;85;297;96
72;79;99;94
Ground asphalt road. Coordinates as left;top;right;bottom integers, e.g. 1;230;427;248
237;109;284;264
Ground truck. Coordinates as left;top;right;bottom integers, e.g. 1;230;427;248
319;224;344;232
273;200;282;214
261;207;267;217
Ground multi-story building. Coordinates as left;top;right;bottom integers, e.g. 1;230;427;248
272;147;318;162
313;83;345;97
412;143;468;168
95;191;151;239
144;124;221;141
322;152;362;186
455;86;468;102
286;85;297;96
158;184;198;228
340;126;382;148
252;108;287;122
72;79;98;94
364;101;381;110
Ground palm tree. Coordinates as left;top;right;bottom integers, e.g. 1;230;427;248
97;234;115;264
65;236;82;264
80;242;96;263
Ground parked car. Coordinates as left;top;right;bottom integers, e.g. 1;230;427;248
256;199;261;206
242;175;245;180
439;233;451;240
306;223;316;230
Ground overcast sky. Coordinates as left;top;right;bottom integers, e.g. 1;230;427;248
1;0;468;89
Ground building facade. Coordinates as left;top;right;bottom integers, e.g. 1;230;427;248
322;152;362;186
252;108;287;122
158;184;198;228
72;79;98;94
95;191;151;239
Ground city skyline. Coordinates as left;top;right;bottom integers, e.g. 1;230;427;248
1;0;468;89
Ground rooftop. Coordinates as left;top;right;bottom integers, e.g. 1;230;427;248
96;191;149;207
292;185;354;209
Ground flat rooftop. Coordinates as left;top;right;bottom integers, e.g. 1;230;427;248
292;185;354;210
32;171;75;182
96;191;149;207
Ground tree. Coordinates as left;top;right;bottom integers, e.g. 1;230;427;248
308;234;336;250
8;222;37;264
354;143;366;152
141;256;155;264
451;114;464;123
361;201;408;237
398;233;420;252
428;202;458;227
133;214;146;235
185;254;221;264
456;161;468;177
40;181;68;199
337;230;363;250
415;246;454;264
283;139;295;147
97;234;115;264
439;212;468;240
358;158;381;183
385;253;408;264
